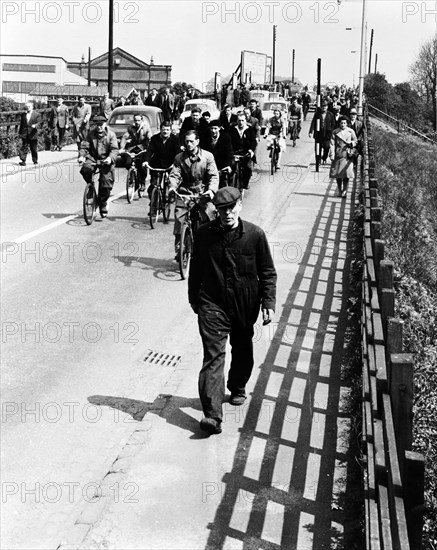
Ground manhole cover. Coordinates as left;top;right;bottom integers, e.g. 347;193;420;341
143;349;181;367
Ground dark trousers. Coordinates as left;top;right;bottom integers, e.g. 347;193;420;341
19;137;38;164
52;125;66;149
198;303;254;421
80;160;114;207
314;140;330;164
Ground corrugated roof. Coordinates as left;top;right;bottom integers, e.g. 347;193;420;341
30;84;137;96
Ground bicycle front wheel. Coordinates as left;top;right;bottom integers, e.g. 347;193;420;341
126;169;136;203
149;186;161;229
179;224;192;280
83;183;97;225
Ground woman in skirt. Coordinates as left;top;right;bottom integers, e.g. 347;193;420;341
329;116;357;198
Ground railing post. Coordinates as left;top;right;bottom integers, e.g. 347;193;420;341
389;353;414;472
404;451;424;550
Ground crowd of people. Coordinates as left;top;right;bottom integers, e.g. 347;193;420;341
15;81;365;436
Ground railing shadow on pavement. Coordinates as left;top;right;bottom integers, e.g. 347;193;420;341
204;178;363;550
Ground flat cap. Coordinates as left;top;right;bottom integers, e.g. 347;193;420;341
213;186;241;208
209;119;221;127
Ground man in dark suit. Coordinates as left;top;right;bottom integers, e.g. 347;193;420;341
18;102;41;166
179;107;209;148
309;102;336;165
204;119;233;188
218;104;237;133
50;98;70;151
229;112;257;189
145;89;158;106
157;87;175;121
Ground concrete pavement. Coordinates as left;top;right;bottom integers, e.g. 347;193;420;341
53;151;361;549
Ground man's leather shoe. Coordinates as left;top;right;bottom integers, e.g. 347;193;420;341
230;393;246;406
200;417;222;435
19;161;26;166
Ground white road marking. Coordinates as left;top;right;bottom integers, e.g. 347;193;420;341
9;190;127;244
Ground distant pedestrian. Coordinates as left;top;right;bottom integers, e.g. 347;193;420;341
309;101;336;165
99;92;115;121
49;98;69;151
329;116;357;198
157;87;175;121
145;89;158;107
18;102;41;166
116;96;127;107
188;186;277;435
72;97;92;154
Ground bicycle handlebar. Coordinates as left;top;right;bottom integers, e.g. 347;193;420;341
148;165;174;172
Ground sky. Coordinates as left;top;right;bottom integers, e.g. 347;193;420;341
1;0;436;90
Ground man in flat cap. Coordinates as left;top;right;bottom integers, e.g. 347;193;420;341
188;187;277;435
78;115;119;218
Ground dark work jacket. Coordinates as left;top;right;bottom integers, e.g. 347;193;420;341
203;131;233;170
229;125;257;155
188;218;277;325
179;117;210;147
218;110;237;132
80;128;119;162
144;133;180;169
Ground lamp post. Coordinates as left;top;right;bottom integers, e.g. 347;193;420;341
272;25;277;85
357;0;367;117
108;0;114;97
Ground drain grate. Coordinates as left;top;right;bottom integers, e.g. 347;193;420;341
143;349;181;367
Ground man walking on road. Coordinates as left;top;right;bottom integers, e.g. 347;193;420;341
49;97;69;151
188;187;277;435
18;102;40;166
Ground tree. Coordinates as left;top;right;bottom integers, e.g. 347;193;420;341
410;33;437;131
0;96;19;112
363;72;399;113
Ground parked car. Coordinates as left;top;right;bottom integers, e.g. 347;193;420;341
178;99;219;124
261;100;289;131
107;106;163;142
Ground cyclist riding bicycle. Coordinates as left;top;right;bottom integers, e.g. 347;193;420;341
118;113;151;192
229;112;257;189
265;109;287;169
168;129;219;259
78;115;119;218
288;97;303;139
144;120;180;198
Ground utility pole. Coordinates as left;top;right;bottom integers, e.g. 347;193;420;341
272;25;277;84
358;0;367;117
108;0;114;97
88;47;91;86
291;49;295;83
374;53;378;73
368;28;374;74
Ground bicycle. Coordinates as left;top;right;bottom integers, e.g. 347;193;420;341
269;136;280;175
232;154;249;190
173;190;203;280
148;165;173;229
125;151;144;204
82;161;102;226
288;116;300;147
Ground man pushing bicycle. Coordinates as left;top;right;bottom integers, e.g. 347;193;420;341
168;130;219;259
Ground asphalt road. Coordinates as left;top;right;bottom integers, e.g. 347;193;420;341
1;125;317;549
